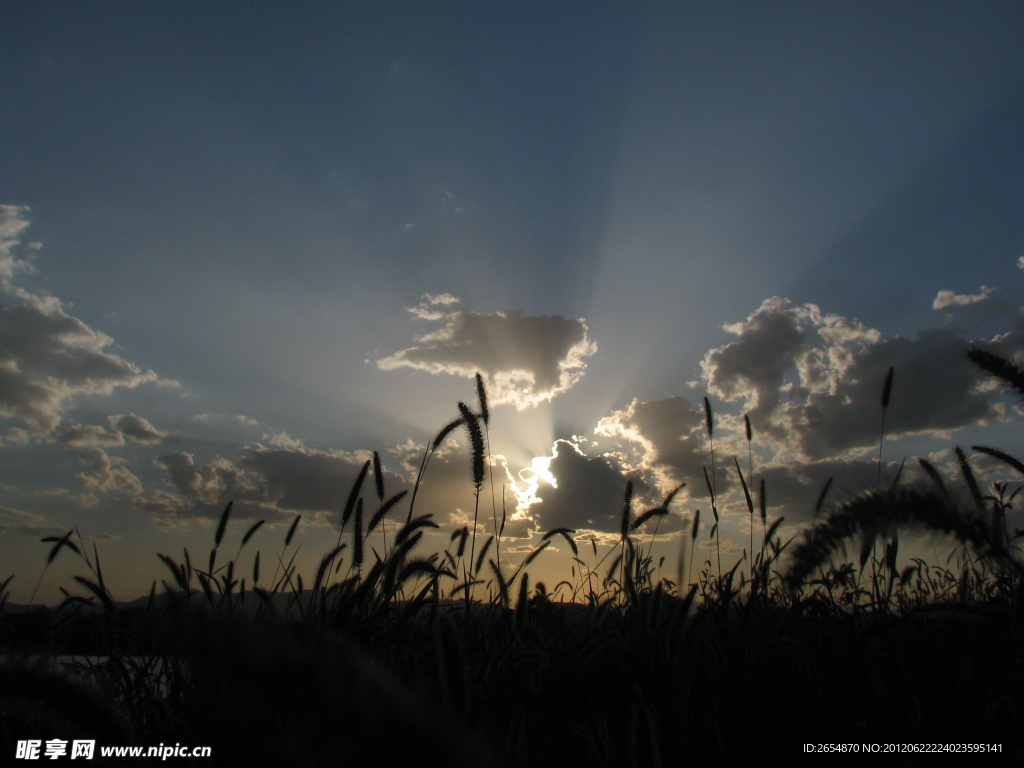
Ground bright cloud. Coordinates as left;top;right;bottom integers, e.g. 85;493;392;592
932;286;995;309
376;294;597;409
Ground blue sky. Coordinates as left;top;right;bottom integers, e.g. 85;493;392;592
3;2;1024;603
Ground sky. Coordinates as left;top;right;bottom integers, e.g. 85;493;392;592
3;1;1024;604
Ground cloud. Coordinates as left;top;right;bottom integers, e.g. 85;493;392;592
583;294;1024;535
0;207;167;435
241;444;396;514
157;452;265;508
261;430;305;450
518;439;656;535
193;413;259;426
3;427;30;445
59;414;168;447
932;286;995;310
376;294;597;409
702;298;880;429
0;205;39;284
134;430;536;540
409;293;460;319
0;294;161;433
109;413;168;444
791;331;1002;459
595;396;723;498
73;446;143;495
133;450;275;530
60;424;124;447
700;297;1011;462
0;504;66;539
135;443;410;529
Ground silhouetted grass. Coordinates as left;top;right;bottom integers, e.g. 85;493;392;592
2;367;1023;766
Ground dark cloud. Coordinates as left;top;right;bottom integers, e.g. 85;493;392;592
133;434;524;549
700;297;1015;462
241;444;401;514
377;294;597;409
133;450;278;530
136;442;414;530
596;396;727;502
788;330;996;459
157;452;265;507
0;295;162;433
522;439;656;535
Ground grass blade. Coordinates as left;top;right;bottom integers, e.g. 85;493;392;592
342;461;370;527
240;519;265;547
620;480;634;538
284;514;301;546
214;501;233;549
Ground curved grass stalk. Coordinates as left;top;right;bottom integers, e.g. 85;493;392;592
784;487;1004;594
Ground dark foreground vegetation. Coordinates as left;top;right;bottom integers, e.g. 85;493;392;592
3;362;1024;766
